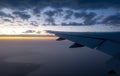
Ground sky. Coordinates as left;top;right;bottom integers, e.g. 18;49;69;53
0;0;120;35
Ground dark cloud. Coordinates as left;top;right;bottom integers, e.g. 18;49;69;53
6;14;15;20
94;15;104;24
74;12;83;18
13;11;31;20
3;19;12;22
56;8;63;13
0;0;119;26
45;8;64;17
102;13;120;24
0;11;8;17
43;10;57;25
30;21;38;26
23;30;35;33
74;13;80;18
61;11;103;25
23;30;41;34
32;7;41;15
61;22;83;26
74;11;88;19
0;11;14;21
64;10;74;20
44;10;56;17
74;11;97;25
45;17;56;25
0;0;119;10
83;12;97;25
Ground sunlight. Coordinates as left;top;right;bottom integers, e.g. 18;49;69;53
0;36;57;40
0;25;42;35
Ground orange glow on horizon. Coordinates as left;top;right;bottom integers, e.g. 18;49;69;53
0;36;58;40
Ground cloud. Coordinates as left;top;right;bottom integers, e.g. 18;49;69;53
43;10;57;25
83;12;97;25
0;0;119;26
6;14;15;20
0;11;14;21
32;7;41;15
45;17;56;25
73;11;97;25
13;11;31;20
0;11;8;17
44;10;56;17
61;22;83;26
23;30;41;34
36;31;41;34
74;12;83;18
3;19;13;22
64;10;74;20
30;21;39;26
23;30;35;33
102;13;120;24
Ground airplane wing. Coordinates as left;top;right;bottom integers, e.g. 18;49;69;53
47;30;120;74
47;30;120;60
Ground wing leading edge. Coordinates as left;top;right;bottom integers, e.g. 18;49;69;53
47;30;120;60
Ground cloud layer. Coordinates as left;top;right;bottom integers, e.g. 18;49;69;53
0;0;119;28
